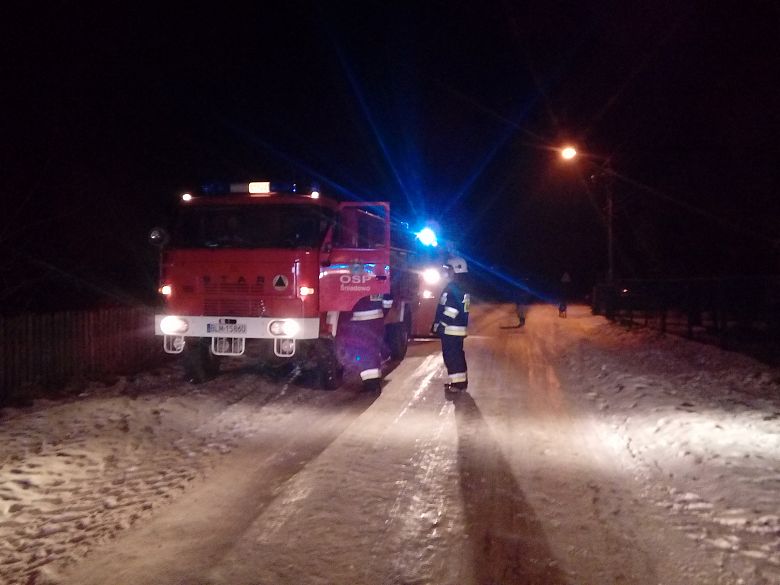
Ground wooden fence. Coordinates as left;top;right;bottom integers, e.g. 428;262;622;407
592;277;780;364
1;306;165;405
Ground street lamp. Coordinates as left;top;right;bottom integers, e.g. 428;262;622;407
559;145;615;284
561;146;577;160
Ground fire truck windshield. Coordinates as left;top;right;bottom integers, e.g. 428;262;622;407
171;204;332;249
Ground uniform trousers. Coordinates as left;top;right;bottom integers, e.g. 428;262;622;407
441;333;467;387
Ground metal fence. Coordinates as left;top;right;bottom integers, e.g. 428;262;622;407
592;277;780;364
0;306;165;405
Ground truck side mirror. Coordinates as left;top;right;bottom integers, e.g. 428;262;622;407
148;227;169;248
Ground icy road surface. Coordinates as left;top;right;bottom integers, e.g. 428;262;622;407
1;303;779;585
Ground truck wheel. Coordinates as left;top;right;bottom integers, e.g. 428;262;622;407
314;339;344;390
385;313;410;361
183;339;220;384
319;359;344;390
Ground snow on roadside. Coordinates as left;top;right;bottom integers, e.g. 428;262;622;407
0;364;286;585
556;305;780;583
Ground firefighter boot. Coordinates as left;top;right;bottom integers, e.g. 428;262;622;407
363;378;382;393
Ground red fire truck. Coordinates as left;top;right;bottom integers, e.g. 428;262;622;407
150;181;448;390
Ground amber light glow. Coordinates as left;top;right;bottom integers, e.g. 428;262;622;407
561;146;577;160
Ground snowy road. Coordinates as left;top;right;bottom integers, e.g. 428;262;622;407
1;303;779;584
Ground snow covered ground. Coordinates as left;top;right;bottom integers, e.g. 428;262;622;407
557;306;780;581
0;303;778;584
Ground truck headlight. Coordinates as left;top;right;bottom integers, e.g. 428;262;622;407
160;316;189;335
269;319;300;337
422;268;441;285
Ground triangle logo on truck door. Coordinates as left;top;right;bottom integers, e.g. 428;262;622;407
273;275;289;291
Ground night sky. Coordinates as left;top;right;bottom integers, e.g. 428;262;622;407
3;1;779;311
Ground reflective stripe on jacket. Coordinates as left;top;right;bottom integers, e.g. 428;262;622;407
352;308;384;321
433;280;470;336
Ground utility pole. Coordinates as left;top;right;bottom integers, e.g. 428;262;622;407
605;172;614;285
559;145;616;285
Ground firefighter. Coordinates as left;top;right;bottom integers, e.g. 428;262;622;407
431;256;470;394
348;295;386;392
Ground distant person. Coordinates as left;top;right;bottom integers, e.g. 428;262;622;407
559;271;571;318
560;271;572;300
516;290;532;326
431;257;471;395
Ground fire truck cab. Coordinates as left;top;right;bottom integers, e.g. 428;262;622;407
151;181;448;390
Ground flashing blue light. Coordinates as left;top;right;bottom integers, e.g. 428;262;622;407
415;227;438;247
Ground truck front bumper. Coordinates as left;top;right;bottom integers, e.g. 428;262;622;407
155;315;322;358
154;315;320;339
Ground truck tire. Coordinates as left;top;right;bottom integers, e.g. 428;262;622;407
313;339;344;390
385;312;411;361
183;338;220;384
319;359;344;390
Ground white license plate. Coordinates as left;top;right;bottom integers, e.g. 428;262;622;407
206;323;247;335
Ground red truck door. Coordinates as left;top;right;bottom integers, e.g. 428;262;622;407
319;202;391;312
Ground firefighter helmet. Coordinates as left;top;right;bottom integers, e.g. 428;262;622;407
446;256;468;274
